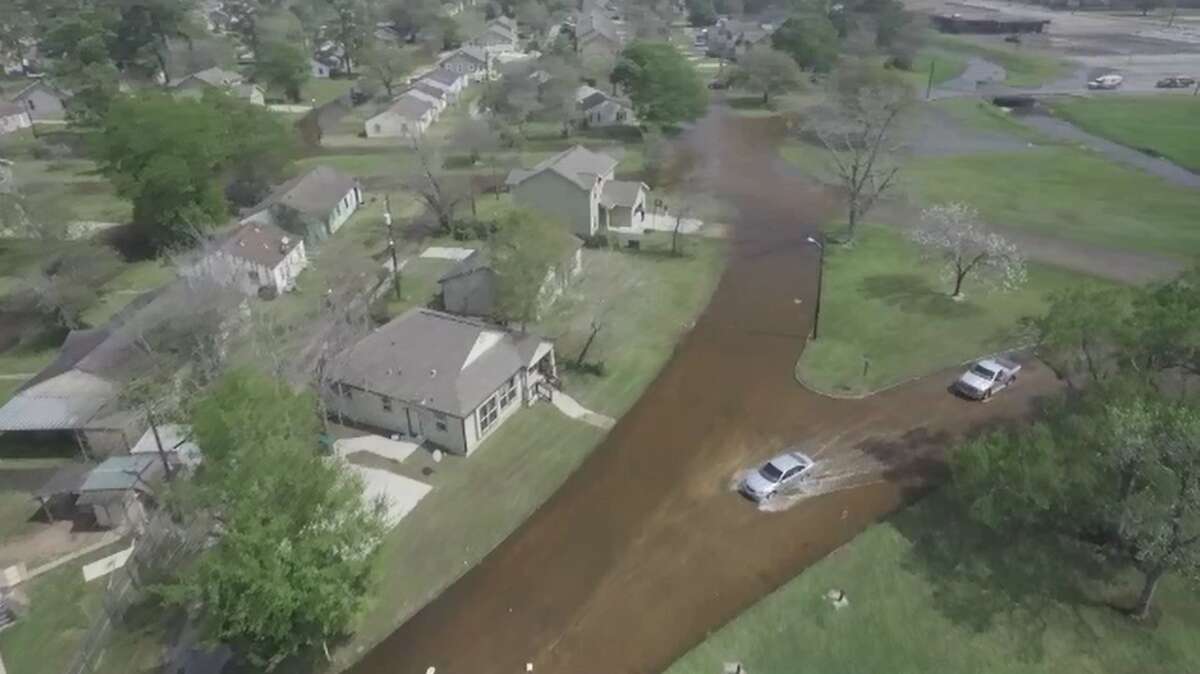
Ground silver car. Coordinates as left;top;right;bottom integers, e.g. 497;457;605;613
739;450;815;502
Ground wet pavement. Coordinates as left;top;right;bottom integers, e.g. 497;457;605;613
347;107;1062;674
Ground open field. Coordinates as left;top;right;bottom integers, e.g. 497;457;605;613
1049;95;1200;173
0;129;130;224
665;493;1200;674
929;34;1072;87
795;225;1102;396
905;146;1200;257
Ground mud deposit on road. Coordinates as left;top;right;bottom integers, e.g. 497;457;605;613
348;108;1058;674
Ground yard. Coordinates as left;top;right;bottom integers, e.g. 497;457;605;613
0;129;131;225
905;146;1200;257
1048;95;1200;173
664;493;1200;674
795;225;1104;396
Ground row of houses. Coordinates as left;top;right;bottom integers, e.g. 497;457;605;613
365;16;521;138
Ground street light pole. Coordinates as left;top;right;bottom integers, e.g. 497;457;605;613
806;234;825;341
384;194;402;300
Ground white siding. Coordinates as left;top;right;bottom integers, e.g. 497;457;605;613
365;109;433;138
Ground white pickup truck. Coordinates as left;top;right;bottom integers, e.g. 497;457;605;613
954;357;1021;401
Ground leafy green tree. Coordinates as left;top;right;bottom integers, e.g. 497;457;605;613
490;209;574;328
164;369;386;668
734;45;803;105
1026;285;1132;388
325;0;369;73
482;62;544;134
952;384;1200;620
771;12;840;72
539;55;583;136
515;0;551;34
254;39;310;102
93;93;294;249
612;41;708;126
108;0;196;84
686;0;718;26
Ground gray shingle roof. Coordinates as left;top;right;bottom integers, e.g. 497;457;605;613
80;455;160;493
423;68;465;86
601;179;646;208
329;308;548;417
577;10;620;44
220;221;302;267
443;46;488;66
244;165;358;220
411;81;448;100
382;93;436;119
177;66;243;88
506;145;618;191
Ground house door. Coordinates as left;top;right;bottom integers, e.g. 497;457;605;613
406;407;421;437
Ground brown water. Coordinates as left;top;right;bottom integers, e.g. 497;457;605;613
348;106;1054;674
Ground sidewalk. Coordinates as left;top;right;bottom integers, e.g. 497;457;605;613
550;391;616;430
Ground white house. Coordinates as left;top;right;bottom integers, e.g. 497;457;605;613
365;94;437;138
172;67;265;105
473;18;519;54
409;80;450;107
325;308;558;455
418;67;467;102
506;145;648;238
311;56;338;78
0;102;32;135
12;80;69;121
439;46;491;82
401;86;447;113
192;221;308;297
240;165;363;242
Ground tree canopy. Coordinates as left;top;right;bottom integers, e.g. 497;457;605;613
771;12;840;72
164;369;385;668
490;208;575;328
612;41;708;127
254;39;311;102
734;45;803;104
92;91;295;250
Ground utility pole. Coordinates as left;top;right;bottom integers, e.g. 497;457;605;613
925;58;936;100
805;235;825;341
384;194;402;300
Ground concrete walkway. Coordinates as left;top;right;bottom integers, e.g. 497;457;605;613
550;391;616;430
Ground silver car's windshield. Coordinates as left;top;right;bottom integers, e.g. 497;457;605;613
760;463;784;482
970;365;997;379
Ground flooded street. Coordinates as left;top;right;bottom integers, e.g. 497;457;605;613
348;106;1058;674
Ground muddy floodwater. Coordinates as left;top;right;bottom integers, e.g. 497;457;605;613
348;106;1055;674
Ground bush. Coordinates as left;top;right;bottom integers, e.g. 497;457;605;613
565;360;607;377
582;233;609;248
452;217;495;241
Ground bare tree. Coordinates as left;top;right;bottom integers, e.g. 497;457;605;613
810;80;909;242
401;137;468;236
907;203;1027;299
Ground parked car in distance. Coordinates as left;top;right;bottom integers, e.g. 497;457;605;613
1156;75;1196;89
739;450;815;502
1088;74;1123;90
954;357;1021;401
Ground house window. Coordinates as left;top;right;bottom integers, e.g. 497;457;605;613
500;376;518;408
381;395;393;412
478;395;499;435
27;99;35;110
374;123;381;133
435;412;448;432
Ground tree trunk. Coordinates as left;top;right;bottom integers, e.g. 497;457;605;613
146;407;174;482
1133;566;1165;620
762;89;769;105
575;323;601;367
952;269;966;297
847;200;859;240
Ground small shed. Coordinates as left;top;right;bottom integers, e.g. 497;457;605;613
34;455;162;529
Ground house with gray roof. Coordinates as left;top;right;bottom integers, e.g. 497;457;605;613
366;93;438;138
324;308;557;455
11;80;70;121
506;145;648;237
34;454;163;529
472;18;519;53
438;239;583;319
440;46;491;82
189;221;309;297
420;67;468;101
575;10;622;57
173;66;265;105
575;85;636;128
240;165;363;241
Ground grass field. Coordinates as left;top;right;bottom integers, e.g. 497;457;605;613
906;146;1200;257
665;494;1200;674
0;129;130;224
795;225;1103;396
929;34;1072;87
1049;95;1200;173
908;47;971;91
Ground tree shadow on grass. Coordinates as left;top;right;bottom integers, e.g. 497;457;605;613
859;273;984;319
890;492;1120;663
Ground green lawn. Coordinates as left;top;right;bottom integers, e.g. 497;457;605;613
665;494;1200;674
0;543;122;674
1049;95;1200;173
540;236;726;417
906;147;1200;257
929;34;1072;87
331;406;605;670
0;489;39;543
931;98;1056;144
795;225;1102;396
0;129;130;224
81;258;175;327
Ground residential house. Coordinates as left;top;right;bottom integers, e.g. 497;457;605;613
0;282;244;459
575;86;636;127
410;80;450;107
365;94;437;138
472;18;519;54
324;308;558;455
240;165;363;241
707;17;778;60
506;145;648;238
402;85;447;113
438;240;583;318
173;66;265;105
575;10;622;58
311;56;338;78
33;455;163;529
418;68;468;102
189;221;308;297
440;46;491;82
0;102;32;135
11;80;69;121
